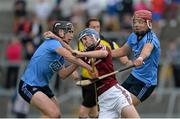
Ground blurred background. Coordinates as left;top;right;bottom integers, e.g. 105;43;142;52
0;0;180;118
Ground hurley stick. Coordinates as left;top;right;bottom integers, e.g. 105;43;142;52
76;64;135;86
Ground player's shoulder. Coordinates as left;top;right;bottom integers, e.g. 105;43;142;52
100;40;111;48
127;32;137;43
45;38;59;42
145;31;159;42
99;35;112;49
42;38;62;50
128;32;136;38
100;39;120;50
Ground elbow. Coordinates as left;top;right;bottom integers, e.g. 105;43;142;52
111;52;116;57
59;75;66;80
112;51;126;58
58;71;68;80
111;50;118;57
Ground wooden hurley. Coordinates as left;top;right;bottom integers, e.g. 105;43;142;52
76;64;135;86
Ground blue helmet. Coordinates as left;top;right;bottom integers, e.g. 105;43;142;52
78;28;100;43
78;28;100;51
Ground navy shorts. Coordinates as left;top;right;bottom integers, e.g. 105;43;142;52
121;74;156;102
81;77;97;107
18;80;54;103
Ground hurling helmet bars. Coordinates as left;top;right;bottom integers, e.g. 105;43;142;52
133;10;152;29
53;21;74;38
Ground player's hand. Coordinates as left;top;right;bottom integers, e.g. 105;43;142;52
72;50;82;57
43;31;56;39
125;60;133;66
133;57;144;67
88;67;99;79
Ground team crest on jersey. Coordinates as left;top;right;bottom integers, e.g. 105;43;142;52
49;60;63;72
132;49;141;59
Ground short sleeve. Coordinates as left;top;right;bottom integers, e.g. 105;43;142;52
126;33;135;48
47;39;62;51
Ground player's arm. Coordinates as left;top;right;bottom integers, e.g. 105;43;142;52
56;47;93;72
111;43;131;58
112;42;132;65
119;56;133;65
71;70;80;80
72;49;108;58
58;64;78;79
134;42;154;66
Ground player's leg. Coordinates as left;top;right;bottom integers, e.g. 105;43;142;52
121;105;140;118
113;84;140;118
79;97;98;118
98;87;118;118
98;83;135;118
31;92;60;118
79;105;91;118
37;85;61;117
122;77;142;106
51;96;60;110
130;93;141;106
88;105;98;117
122;74;156;106
18;80;60;118
79;105;98;118
79;83;98;118
50;96;61;117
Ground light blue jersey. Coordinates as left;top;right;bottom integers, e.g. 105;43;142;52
21;38;64;86
126;31;160;85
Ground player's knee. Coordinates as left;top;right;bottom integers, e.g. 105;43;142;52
48;109;61;118
79;113;98;118
121;105;140;118
79;110;88;118
89;105;98;118
89;113;98;118
79;108;98;118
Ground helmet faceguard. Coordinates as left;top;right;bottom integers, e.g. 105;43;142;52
52;21;74;38
78;28;100;51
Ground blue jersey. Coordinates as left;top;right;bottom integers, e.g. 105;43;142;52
126;31;160;85
21;38;64;86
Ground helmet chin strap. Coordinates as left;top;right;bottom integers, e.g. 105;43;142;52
57;30;68;44
63;39;69;44
86;44;96;51
147;20;152;29
60;35;69;45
